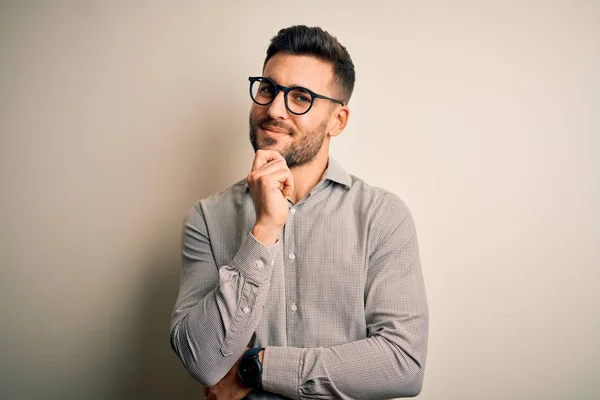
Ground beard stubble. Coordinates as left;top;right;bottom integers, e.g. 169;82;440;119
249;113;327;169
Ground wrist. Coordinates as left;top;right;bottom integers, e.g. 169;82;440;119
238;347;265;389
252;223;281;246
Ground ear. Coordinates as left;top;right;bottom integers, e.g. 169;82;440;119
328;105;350;138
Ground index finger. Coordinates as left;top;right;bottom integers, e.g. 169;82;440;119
252;150;286;172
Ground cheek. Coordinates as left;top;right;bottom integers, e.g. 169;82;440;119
297;113;329;134
293;114;318;132
250;104;265;120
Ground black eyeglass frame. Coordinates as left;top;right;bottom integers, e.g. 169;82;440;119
248;76;345;115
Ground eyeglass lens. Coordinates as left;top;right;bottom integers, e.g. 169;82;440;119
251;79;313;114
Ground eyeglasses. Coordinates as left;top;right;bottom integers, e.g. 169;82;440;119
248;76;344;115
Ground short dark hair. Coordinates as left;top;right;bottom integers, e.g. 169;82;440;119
263;25;355;104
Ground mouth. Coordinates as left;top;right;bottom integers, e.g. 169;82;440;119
261;124;290;136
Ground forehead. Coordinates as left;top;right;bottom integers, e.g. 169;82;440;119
263;53;335;94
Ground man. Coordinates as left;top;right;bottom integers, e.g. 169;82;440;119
170;25;428;399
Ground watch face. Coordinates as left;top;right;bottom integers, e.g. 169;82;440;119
239;357;261;383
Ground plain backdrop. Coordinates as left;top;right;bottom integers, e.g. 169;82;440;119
1;1;598;399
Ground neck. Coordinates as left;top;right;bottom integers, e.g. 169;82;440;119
288;152;329;204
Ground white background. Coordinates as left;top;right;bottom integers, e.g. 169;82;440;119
1;1;598;399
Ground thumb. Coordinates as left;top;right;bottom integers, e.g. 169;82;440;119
281;171;294;198
282;183;294;198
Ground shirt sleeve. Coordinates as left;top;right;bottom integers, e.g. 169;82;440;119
169;203;280;386
261;194;429;399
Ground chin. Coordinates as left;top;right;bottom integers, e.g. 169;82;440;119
258;135;286;149
259;143;284;155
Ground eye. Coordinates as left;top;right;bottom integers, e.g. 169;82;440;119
290;88;312;104
294;94;311;103
258;82;275;96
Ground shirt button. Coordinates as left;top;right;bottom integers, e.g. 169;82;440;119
270;259;275;267
290;208;296;214
255;261;264;269
242;306;250;314
288;253;295;261
290;303;297;312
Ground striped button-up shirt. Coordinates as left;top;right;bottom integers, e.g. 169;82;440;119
170;158;428;399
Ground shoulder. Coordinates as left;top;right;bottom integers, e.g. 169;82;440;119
347;174;412;219
347;176;418;256
186;179;247;221
200;179;247;207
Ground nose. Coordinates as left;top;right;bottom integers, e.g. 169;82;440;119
266;90;289;120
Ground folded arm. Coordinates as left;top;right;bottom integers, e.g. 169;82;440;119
170;204;278;386
262;196;429;399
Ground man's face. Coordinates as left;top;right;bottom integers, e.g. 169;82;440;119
249;53;339;168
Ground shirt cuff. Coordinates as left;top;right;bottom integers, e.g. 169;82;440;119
230;232;279;285
262;346;304;400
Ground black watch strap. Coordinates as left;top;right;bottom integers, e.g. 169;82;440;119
245;347;264;359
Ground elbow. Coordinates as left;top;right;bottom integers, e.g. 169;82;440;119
389;344;426;398
170;325;223;386
386;368;423;398
181;360;222;387
396;363;425;397
403;374;424;397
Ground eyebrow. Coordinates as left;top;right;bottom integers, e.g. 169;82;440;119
264;77;312;90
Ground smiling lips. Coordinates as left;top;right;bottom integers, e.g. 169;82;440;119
261;123;290;135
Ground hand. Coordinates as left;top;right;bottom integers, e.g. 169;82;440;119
246;150;294;245
203;351;252;400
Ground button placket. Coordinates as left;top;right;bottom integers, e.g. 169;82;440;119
284;207;296;266
283;201;298;344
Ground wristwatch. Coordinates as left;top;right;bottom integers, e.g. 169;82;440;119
238;347;265;389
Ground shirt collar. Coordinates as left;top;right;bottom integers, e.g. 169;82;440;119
243;156;352;192
325;157;352;189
